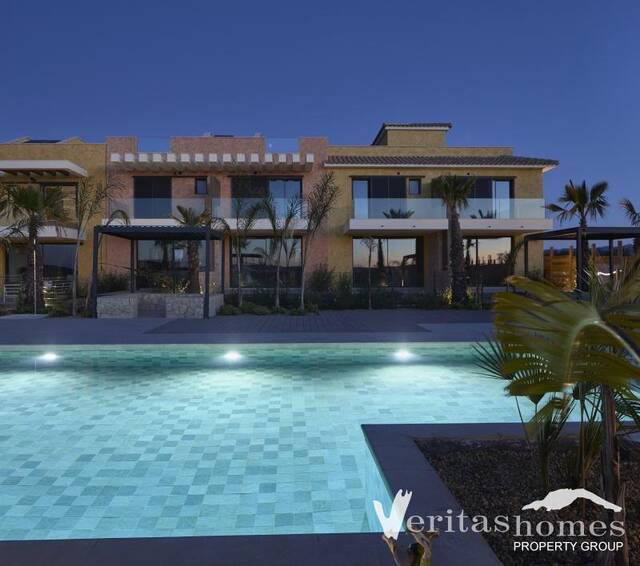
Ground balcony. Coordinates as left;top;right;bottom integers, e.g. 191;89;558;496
105;197;307;232
348;198;552;235
211;198;307;232
106;198;208;225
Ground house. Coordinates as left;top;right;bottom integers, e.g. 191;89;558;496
0;123;557;315
0;137;106;307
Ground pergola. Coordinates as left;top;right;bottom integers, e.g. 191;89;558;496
91;225;224;318
523;226;640;291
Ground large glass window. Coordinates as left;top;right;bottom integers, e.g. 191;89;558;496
134;177;172;218
5;244;75;280
352;177;419;219
352;237;423;288
136;240;205;292
465;177;514;219
464;236;512;286
231;177;302;218
230;237;302;288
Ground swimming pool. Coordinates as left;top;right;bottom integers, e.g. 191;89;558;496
0;344;521;540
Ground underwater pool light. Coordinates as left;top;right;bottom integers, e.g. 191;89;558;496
222;351;242;362
393;349;415;362
38;352;59;362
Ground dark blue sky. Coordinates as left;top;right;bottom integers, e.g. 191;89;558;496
2;0;639;225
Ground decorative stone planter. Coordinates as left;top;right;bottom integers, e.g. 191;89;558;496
97;292;224;318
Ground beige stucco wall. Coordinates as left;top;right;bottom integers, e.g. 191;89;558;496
0;141;107;286
325;164;546;284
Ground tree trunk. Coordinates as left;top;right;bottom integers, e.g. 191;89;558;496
235;238;243;307
368;247;373;310
448;207;467;304
24;227;44;313
299;239;309;310
187;242;200;293
72;235;81;316
600;384;627;566
274;243;282;309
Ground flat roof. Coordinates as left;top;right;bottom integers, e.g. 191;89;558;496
97;225;223;241
524;226;640;241
0;160;88;178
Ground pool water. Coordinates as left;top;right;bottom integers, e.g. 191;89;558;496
0;344;521;540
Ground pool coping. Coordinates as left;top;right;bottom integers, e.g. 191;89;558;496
362;422;511;566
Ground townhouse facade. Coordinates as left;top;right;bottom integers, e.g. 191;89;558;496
0;123;557;313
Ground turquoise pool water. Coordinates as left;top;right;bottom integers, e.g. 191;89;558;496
0;344;521;540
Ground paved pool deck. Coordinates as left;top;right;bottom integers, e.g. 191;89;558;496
0;309;493;345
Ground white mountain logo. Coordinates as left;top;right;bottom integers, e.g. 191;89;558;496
373;489;413;540
522;488;622;513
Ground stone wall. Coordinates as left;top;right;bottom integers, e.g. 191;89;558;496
97;292;225;318
97;294;138;318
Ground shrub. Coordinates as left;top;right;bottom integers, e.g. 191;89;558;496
308;264;335;293
97;272;129;294
239;301;272;315
334;273;354;309
219;304;241;315
46;300;71;317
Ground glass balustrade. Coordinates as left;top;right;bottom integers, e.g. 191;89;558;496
351;198;546;220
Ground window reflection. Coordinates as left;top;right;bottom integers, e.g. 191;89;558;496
465;237;512;286
352;237;423;287
231;237;302;288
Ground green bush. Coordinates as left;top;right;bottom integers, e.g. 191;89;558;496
239;301;272;315
308;264;335;293
219;304;242;315
46;300;71;317
97;272;129;294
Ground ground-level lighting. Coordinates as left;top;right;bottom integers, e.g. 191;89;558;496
393;349;415;362
221;351;242;362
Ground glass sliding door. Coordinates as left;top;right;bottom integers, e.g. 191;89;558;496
352;237;423;288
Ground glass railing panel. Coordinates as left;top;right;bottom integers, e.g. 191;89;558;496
107;198;208;220
461;198;546;220
211;197;303;220
351;198;445;220
351;198;547;220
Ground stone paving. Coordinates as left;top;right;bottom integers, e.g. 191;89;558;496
0;309;493;345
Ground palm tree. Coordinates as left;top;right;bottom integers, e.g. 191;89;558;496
479;271;640;565
360;237;377;310
432;175;476;304
299;173;340;309
547;181;609;286
212;198;262;307
547;180;609;230
620;198;640;226
262;195;301;309
620;199;640;255
172;205;210;294
0;184;69;312
72;178;128;315
282;234;299;303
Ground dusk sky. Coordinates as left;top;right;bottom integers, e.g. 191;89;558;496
2;0;639;225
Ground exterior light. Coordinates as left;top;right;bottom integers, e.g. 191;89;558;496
38;352;58;362
393;349;415;362
222;351;242;362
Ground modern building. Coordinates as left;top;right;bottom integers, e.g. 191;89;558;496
0;137;107;305
0;123;557;314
